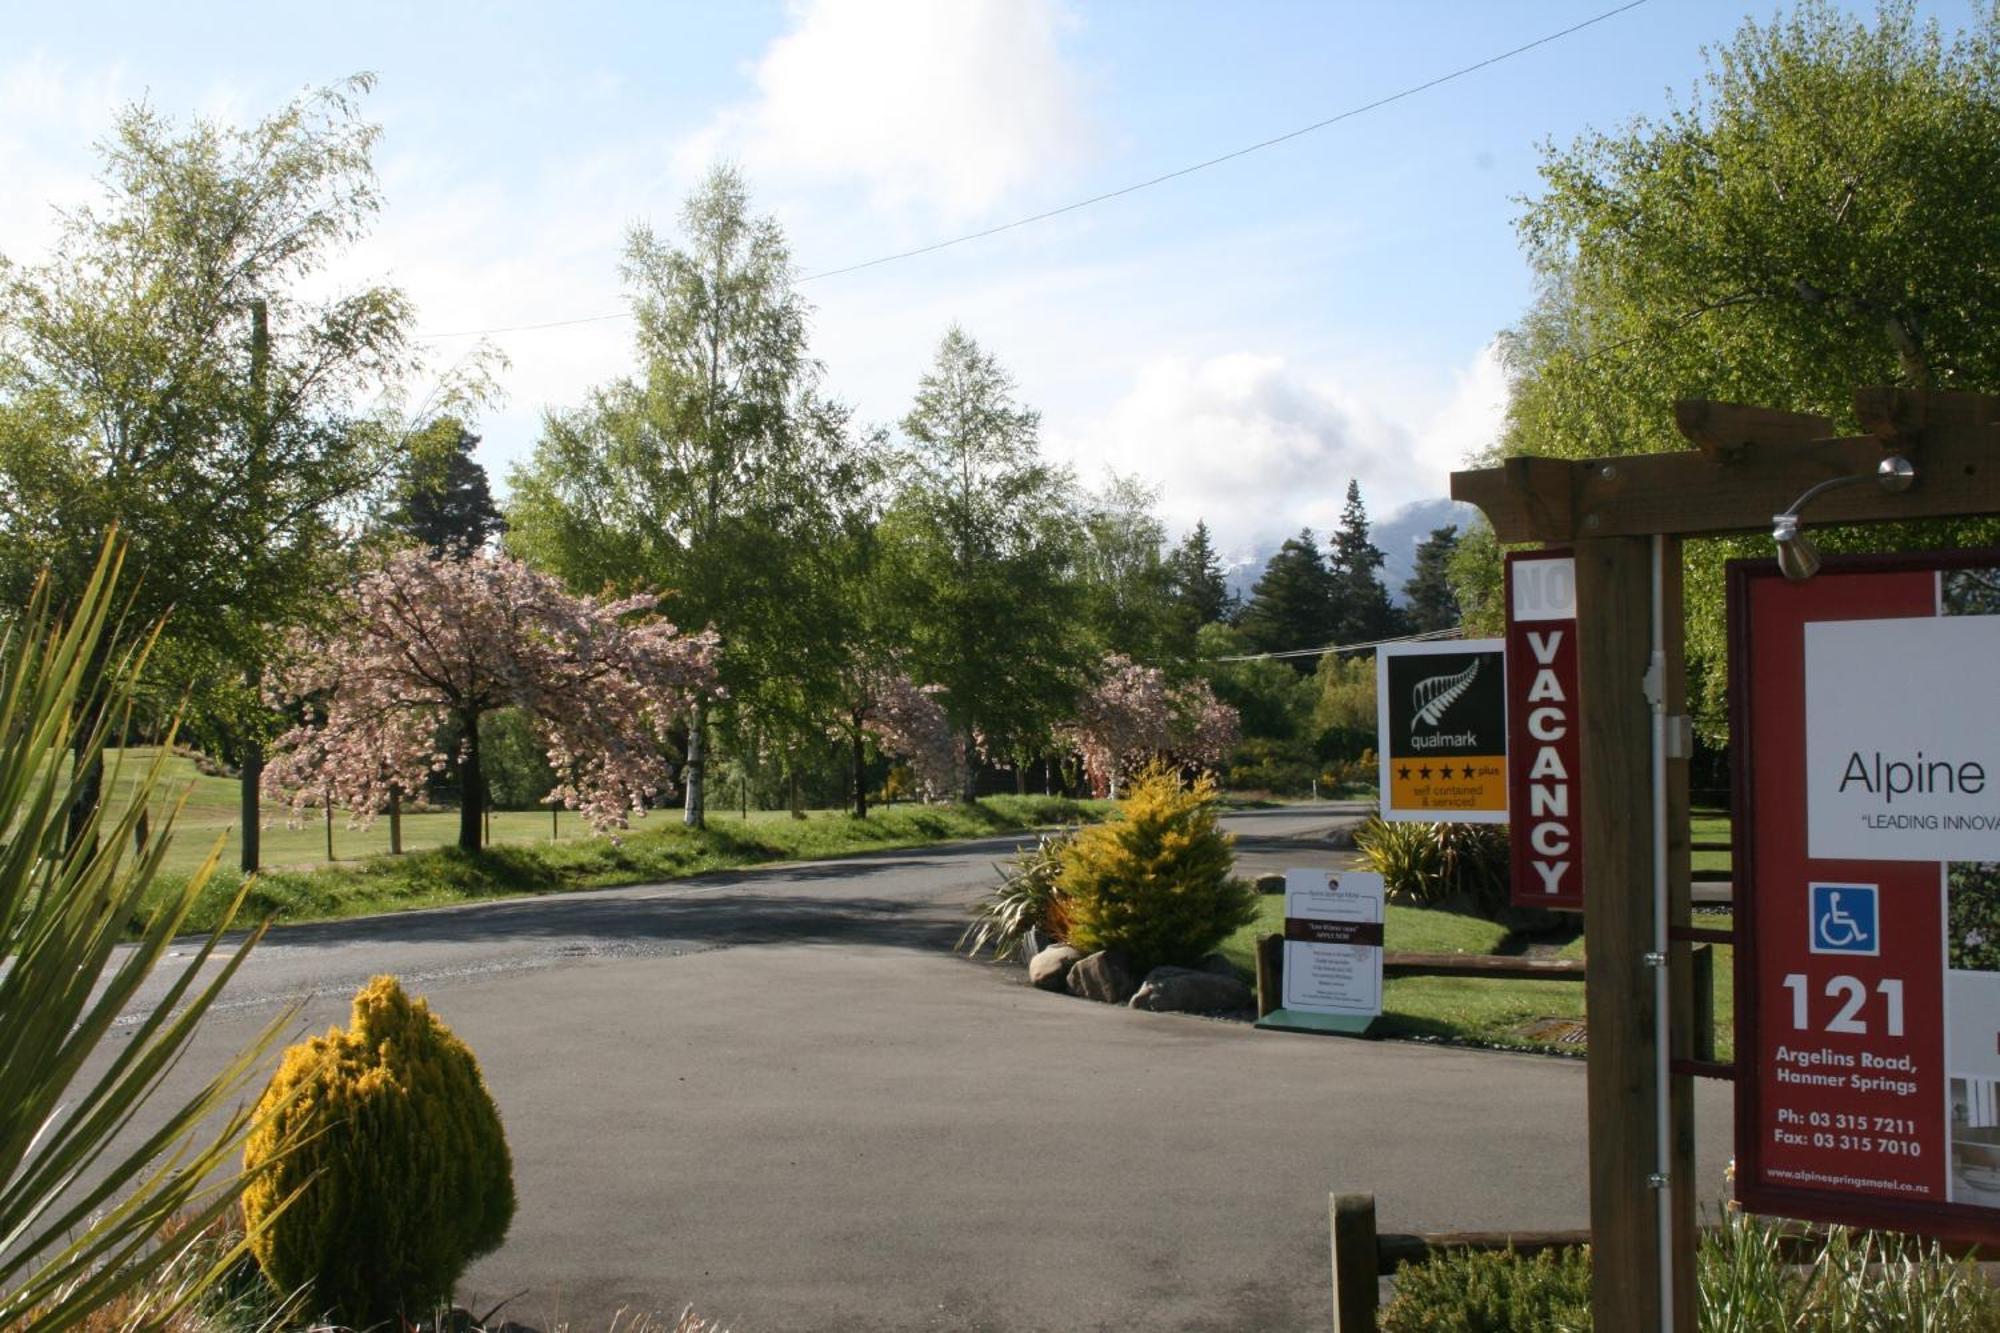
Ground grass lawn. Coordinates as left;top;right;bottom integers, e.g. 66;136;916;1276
1219;895;1735;1059
107;747;1111;936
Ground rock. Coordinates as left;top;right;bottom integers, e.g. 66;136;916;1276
1066;949;1142;1004
1028;944;1084;991
1129;965;1256;1015
1254;872;1286;895
1195;952;1241;979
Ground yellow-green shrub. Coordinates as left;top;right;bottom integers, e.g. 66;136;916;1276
1056;764;1257;972
242;976;515;1328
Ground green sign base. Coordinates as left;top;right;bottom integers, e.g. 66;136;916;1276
1255;1008;1380;1038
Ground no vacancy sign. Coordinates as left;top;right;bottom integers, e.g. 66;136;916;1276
1376;638;1508;823
1731;551;2000;1243
1505;551;1583;910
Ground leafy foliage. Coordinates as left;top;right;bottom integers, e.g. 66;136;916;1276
1403;525;1462;634
243;976;515;1329
1060;653;1237;798
1948;862;2000;972
1380;1246;1593;1333
0;541;292;1333
1055;765;1257;971
1355;818;1511;917
959;827;1077;962
1168;519;1238;630
1495;1;2000;735
1327;480;1400;644
382;416;505;555
1237;528;1335;667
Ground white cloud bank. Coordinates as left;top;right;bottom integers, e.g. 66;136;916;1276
1049;342;1508;560
682;0;1088;221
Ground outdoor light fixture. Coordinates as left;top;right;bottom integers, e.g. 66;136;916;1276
1772;455;1917;581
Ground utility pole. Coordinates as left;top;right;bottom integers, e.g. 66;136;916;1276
240;298;269;875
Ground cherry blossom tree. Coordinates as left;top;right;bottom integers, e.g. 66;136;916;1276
264;549;718;851
846;670;964;813
1061;654;1240;799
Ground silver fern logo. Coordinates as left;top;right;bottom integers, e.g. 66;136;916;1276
1411;659;1480;730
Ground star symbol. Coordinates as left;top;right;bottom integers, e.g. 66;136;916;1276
1462;765;1476;779
1397;766;1411;780
1418;765;1432;780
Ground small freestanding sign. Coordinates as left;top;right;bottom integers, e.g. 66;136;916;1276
1506;550;1585;910
1256;868;1385;1037
1732;550;2000;1242
1377;639;1508;823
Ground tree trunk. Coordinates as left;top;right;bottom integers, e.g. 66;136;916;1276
459;709;484;852
960;726;979;804
67;728;102;857
1015;760;1027;796
851;716;868;819
683;699;707;829
323;798;334;862
389;788;403;855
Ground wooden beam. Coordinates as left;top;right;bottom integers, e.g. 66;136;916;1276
1660;538;1699;1328
1672;399;1834;460
1575;537;1672;1332
1330;1193;1380;1333
1454;421;2000;543
1382;952;1584;980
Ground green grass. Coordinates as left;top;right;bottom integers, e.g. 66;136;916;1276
1220;895;1735;1058
109;747;1110;935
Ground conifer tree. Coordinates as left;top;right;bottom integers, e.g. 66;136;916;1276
1327;481;1399;643
1403;525;1462;633
1237;528;1334;670
1169;519;1238;629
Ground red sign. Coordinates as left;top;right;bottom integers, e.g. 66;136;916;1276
1506;551;1583;911
1732;551;2000;1243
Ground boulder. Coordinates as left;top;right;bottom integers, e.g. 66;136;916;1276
1254;872;1286;895
1129;965;1256;1015
1195;952;1241;979
1028;944;1085;991
1066;949;1142;1004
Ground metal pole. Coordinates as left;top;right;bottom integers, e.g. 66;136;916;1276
1649;534;1676;1331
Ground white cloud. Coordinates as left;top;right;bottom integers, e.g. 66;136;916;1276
0;55;130;254
682;0;1089;221
1047;343;1509;562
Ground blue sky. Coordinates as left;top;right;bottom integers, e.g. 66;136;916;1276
1;1;1982;567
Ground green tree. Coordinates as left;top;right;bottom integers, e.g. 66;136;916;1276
886;326;1085;796
1077;474;1181;665
1195;622;1312;742
508;166;866;826
1168;519;1239;630
1236;529;1333;669
383;417;505;555
0;76;453;864
1497;0;2000;732
1327;480;1399;644
1403;525;1461;633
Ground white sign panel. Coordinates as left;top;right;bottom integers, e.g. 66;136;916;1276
1806;616;2000;863
1280;868;1385;1017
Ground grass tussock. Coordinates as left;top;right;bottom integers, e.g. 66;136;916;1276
141;794;1109;937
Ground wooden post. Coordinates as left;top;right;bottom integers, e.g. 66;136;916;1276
552;805;560;841
1574;537;1677;1331
1659;538;1699;1325
1690;943;1715;1065
389;788;403;856
1255;933;1283;1017
1330;1192;1379;1333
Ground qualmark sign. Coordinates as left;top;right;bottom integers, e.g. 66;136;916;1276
1733;552;2000;1243
1377;638;1508;823
1506;552;1583;910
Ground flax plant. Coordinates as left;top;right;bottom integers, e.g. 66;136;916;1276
0;539;295;1332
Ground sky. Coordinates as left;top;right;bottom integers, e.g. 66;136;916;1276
1;0;1984;573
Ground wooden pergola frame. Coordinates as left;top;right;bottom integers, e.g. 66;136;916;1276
1447;388;2000;1332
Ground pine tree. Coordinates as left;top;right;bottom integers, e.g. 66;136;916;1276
1403;525;1462;633
1327;481;1399;643
1169;520;1237;629
386;418;505;555
1237;528;1334;670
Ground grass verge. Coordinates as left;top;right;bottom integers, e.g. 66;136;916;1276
1219;896;1735;1059
145;794;1111;937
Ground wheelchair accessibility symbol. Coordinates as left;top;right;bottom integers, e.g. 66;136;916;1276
1809;883;1879;957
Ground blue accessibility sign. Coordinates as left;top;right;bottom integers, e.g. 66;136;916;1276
1808;883;1879;956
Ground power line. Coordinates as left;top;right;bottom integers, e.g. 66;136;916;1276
415;0;1648;342
1210;625;1464;664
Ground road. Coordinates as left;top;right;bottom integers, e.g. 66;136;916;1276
111;804;1736;1332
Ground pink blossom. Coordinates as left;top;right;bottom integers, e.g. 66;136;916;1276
1059;654;1239;797
850;669;964;802
264;549;719;835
